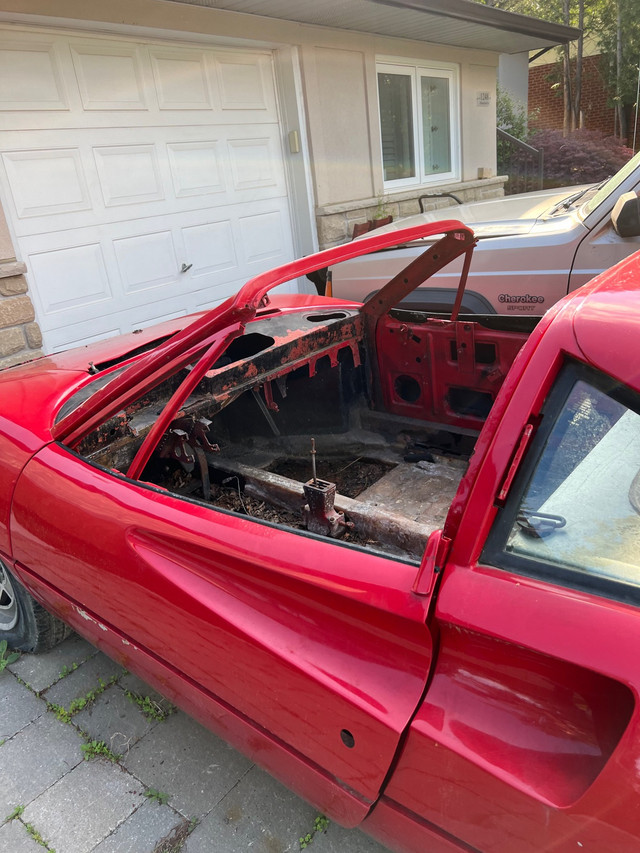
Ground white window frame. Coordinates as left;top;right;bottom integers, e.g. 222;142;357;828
376;58;460;190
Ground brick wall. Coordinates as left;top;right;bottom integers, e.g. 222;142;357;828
529;55;618;139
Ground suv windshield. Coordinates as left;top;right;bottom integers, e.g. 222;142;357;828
581;149;640;218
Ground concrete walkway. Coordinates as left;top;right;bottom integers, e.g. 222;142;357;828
0;634;390;853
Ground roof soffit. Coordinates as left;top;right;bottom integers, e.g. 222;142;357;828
163;0;580;53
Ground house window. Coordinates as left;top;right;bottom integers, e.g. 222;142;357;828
377;61;459;188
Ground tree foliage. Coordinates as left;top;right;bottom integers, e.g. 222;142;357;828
596;0;640;109
475;0;639;139
529;128;633;187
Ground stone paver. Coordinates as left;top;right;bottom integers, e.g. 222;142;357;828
22;758;144;853
0;712;84;817
314;821;390;852
9;634;97;693
118;672;172;707
0;635;391;853
92;800;185;853
123;710;253;818
43;652;125;709
183;764;318;853
0;817;46;852
74;683;157;755
0;672;43;739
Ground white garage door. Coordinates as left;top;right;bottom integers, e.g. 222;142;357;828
0;27;298;352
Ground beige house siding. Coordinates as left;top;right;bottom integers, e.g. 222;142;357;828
0;0;506;360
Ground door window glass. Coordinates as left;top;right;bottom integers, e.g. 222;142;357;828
486;366;640;596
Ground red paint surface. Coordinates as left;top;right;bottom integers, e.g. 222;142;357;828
2;228;640;851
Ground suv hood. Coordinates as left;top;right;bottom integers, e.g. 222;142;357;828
372;185;586;239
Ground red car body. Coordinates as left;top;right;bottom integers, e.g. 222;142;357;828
1;221;640;852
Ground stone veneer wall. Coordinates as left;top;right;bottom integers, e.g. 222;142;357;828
0;261;44;370
315;176;507;250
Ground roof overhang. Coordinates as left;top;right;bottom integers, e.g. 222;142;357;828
164;0;580;53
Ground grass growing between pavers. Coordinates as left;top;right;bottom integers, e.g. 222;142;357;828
46;673;122;723
299;814;330;849
6;659;128;765
125;690;176;722
2;643;197;851
42;672;129;761
144;788;170;806
81;739;121;762
58;662;78;679
4;804;57;852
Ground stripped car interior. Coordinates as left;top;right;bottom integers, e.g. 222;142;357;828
55;221;530;563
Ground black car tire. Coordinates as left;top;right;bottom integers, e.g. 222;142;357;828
0;560;71;653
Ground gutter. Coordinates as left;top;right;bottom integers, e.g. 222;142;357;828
369;0;581;44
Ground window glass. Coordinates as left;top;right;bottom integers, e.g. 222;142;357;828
378;71;415;181
421;75;451;176
377;61;458;188
494;373;640;592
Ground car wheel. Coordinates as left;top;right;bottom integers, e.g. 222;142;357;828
0;560;71;652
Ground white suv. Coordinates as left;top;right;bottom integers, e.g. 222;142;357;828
330;151;640;315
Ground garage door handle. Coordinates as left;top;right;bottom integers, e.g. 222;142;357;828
180;263;193;273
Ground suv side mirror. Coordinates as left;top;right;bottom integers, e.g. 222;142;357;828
611;191;640;237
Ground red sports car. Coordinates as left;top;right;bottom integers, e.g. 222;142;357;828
2;220;640;852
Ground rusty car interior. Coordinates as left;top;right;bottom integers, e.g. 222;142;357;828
72;228;534;562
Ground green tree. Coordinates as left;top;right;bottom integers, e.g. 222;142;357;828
475;0;640;140
595;0;640;140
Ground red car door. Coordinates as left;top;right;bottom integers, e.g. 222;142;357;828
366;358;640;851
10;441;435;825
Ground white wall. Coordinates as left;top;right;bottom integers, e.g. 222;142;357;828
498;52;529;112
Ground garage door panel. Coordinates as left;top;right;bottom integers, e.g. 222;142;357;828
182;220;237;276
194;279;248;311
29;243;113;315
149;47;215;111
228;135;283;191
94;144;164;207
239;209;288;265
167;140;226;197
70;42;148;111
2;148;91;218
46;301;191;353
0;26;297;352
216;52;275;113
0;38;68;111
113;231;179;293
2;127;287;237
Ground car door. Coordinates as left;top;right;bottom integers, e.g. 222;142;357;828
367;358;640;852
10;438;435;822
